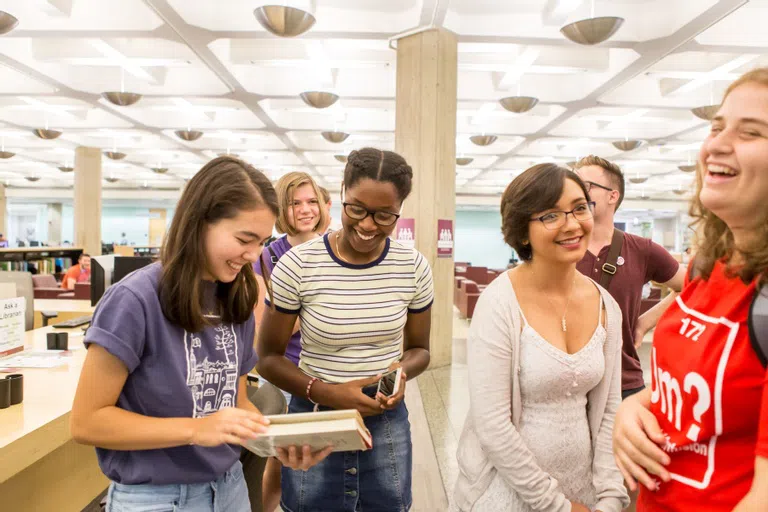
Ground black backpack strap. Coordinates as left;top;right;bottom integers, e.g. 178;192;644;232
748;283;768;368
599;229;624;289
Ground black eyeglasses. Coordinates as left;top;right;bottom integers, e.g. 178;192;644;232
584;181;614;193
342;202;401;227
530;202;596;230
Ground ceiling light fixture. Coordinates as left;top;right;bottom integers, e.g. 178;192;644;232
566;160;578;168
321;131;349;143
629;176;648;184
499;96;539;113
175;130;204;141
612;140;643;151
470;135;498;146
691;105;719;121
678;164;696;172
560;0;623;45
101;92;143;107
300;91;339;109
0;11;18;35
105;151;127;160
334;154;348;163
254;4;316;37
58;166;74;173
456;157;474;166
33;128;63;140
0;151;14;159
673;189;686;195
151;167;169;174
25;176;41;182
105;177;120;183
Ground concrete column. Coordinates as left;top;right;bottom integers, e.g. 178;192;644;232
74;147;102;255
0;184;6;241
47;203;63;246
395;28;458;369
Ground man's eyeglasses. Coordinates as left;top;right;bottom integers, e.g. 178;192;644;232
342;202;401;227
531;202;596;230
584;181;613;193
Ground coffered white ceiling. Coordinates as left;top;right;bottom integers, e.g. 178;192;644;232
0;0;765;202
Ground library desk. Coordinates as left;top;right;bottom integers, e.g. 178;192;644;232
0;326;108;511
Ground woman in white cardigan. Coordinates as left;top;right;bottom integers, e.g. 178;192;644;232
454;164;629;512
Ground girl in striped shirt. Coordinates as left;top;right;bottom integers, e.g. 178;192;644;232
257;148;434;512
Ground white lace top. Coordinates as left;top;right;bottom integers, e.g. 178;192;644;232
470;296;606;511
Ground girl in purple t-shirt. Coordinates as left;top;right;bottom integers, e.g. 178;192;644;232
70;157;331;512
254;171;328;512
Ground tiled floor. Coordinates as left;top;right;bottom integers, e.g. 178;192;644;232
411;308;653;510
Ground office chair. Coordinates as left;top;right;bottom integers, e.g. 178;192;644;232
0;271;58;329
240;380;287;512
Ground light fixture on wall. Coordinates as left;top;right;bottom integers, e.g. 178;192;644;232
612;139;643;151
102;92;143;107
300;91;339;109
105;151;127;160
560;0;624;45
0;11;18;35
456;157;474;166
691;105;719;121
321;131;349;143
254;4;316;37
58;166;74;173
334;154;348;163
33;128;62;140
470;134;497;146
175;130;204;141
499;96;539;114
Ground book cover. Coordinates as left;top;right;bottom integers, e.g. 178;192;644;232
243;409;373;457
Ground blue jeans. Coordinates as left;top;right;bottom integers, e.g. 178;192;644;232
106;461;250;512
280;386;413;512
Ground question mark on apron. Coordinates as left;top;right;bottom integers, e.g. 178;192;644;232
683;372;711;442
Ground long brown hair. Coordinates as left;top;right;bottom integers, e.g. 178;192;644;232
160;156;278;332
690;67;768;285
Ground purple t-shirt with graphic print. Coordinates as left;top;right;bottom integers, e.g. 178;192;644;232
254;235;301;365
84;263;258;485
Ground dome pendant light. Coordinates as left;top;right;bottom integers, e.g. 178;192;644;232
469;135;497;146
254;4;316;37
499;96;539;114
560;0;624;45
300;91;339;109
321;131;349;143
0;11;19;35
175;129;204;141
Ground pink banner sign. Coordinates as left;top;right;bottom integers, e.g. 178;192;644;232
394;218;416;249
437;219;454;258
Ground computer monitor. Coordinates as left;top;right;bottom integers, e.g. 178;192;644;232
90;255;115;307
114;256;153;284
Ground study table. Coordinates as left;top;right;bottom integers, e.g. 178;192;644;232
33;299;95;329
0;325;107;511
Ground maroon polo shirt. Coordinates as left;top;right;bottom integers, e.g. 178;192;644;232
577;231;679;390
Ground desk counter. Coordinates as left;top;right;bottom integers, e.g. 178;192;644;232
0;326;107;511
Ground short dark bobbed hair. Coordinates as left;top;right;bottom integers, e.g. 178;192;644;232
501;163;591;261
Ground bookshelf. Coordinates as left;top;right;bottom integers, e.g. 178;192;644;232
0;247;84;275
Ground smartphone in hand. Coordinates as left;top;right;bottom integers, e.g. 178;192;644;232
377;367;402;397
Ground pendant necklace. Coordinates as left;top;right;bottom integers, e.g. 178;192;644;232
536;270;578;332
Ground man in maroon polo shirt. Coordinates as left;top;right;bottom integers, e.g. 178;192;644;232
575;155;686;400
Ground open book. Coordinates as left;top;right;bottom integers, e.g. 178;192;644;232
243;409;373;457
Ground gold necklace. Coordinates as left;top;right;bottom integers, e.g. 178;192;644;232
334;231;350;263
535;269;578;332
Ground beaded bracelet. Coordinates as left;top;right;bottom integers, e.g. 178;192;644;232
306;377;319;405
